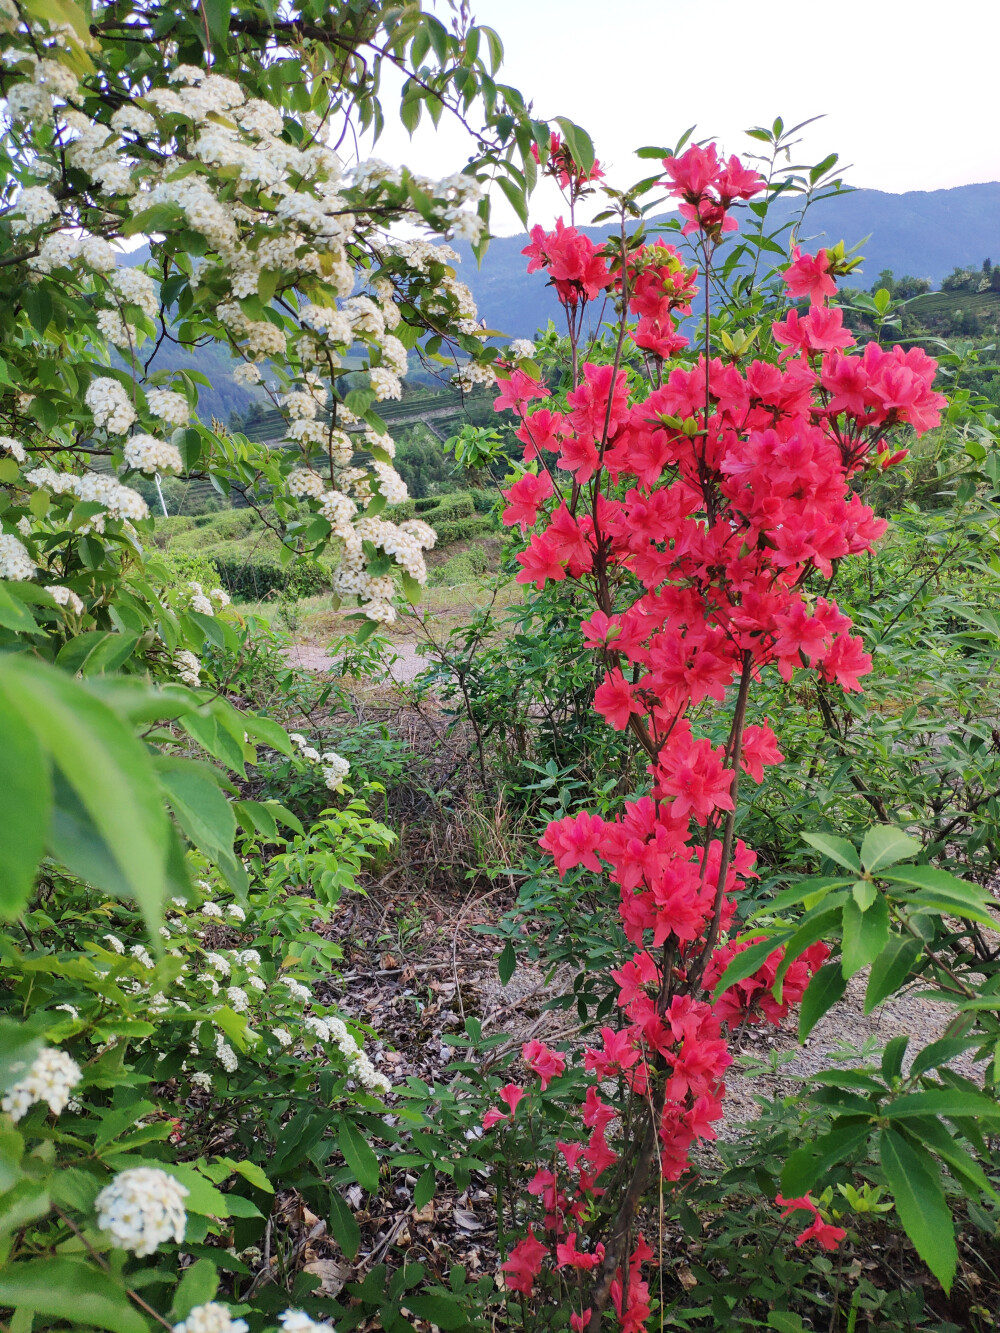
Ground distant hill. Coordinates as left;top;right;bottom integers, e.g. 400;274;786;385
451;182;1000;338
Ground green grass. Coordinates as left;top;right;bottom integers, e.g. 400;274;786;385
908;289;1000;320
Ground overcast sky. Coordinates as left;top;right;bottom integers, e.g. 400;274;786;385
371;0;1000;234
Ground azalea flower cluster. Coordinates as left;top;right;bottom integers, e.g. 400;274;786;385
485;142;945;1327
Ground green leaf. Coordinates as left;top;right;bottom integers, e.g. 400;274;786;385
852;879;877;911
712;931;790;1000
910;1038;981;1079
0;1257;148;1333
340;1120;379;1195
241;712;293;755
0;584;40;633
865;933;922;1013
767;1313;805;1333
498;940;516;986
0;683;50;917
881;1034;910;1083
879;1127;957;1292
780;1118;871;1196
414;1167;435;1210
883;1090;1000;1122
884;865;994;920
0;658;169;931
841;893;889;979
802;831;860;873
402;1292;467;1329
199;0;232;53
329;1188;361;1261
228;1159;273;1193
0;1179;50;1237
798;962;848;1041
902;1115;1000;1202
169;1259;219;1323
860;826;922;873
156;757;242;891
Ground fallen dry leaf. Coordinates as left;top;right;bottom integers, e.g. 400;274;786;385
302;1259;349;1297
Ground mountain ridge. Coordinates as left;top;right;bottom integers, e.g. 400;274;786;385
450;181;1000;337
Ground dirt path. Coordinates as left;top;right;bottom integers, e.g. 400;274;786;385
283;641;428;684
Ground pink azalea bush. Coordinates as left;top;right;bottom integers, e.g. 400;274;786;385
481;138;945;1329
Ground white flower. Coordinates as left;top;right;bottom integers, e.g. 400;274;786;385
288;733;306;748
103;934;126;954
173;1302;249;1333
174;649;202;686
191;594;214;614
10;186;59;235
232;362;261;386
236;949;261;968
225;986;249;1013
95;1167;188;1257
509;339;536;360
111;267;158;319
0;1047;82;1121
0;435;26;463
49;585;85;614
215;1034;238;1073
321;752;350;793
278;1312;335;1332
271;1028;293;1048
280;978;311;1004
286;469;326;500
369;366;402;402
371;460;408;505
201;902;223;919
123;433;183;475
0;534;35;581
226;904;245;922
205;952;231;975
146;389;190;426
129;944;154;968
210;587;231;608
190;1071;212;1092
85;377;136;434
246;975;266;993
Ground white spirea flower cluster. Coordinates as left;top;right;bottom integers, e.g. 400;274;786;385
186;581;230;615
50;585;85;614
290;732;352;791
174;649;202;686
0;533;35;580
0;434;27;463
146;388;190;426
173;1304;249;1333
279;1314;335;1333
9;184;59;234
0;1046;82;1120
322;752;350;793
0;24;508;635
123;433;184;475
452;359;497;392
85;377;137;434
95;1167;188;1256
509;338;536;359
307;1014;391;1095
24;467;149;526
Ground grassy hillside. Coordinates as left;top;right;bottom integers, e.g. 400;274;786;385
151;488;505;602
906;288;1000;329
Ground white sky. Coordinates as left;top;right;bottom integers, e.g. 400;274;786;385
371;0;1000;234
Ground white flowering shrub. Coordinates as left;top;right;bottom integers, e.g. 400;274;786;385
0;0;561;1327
